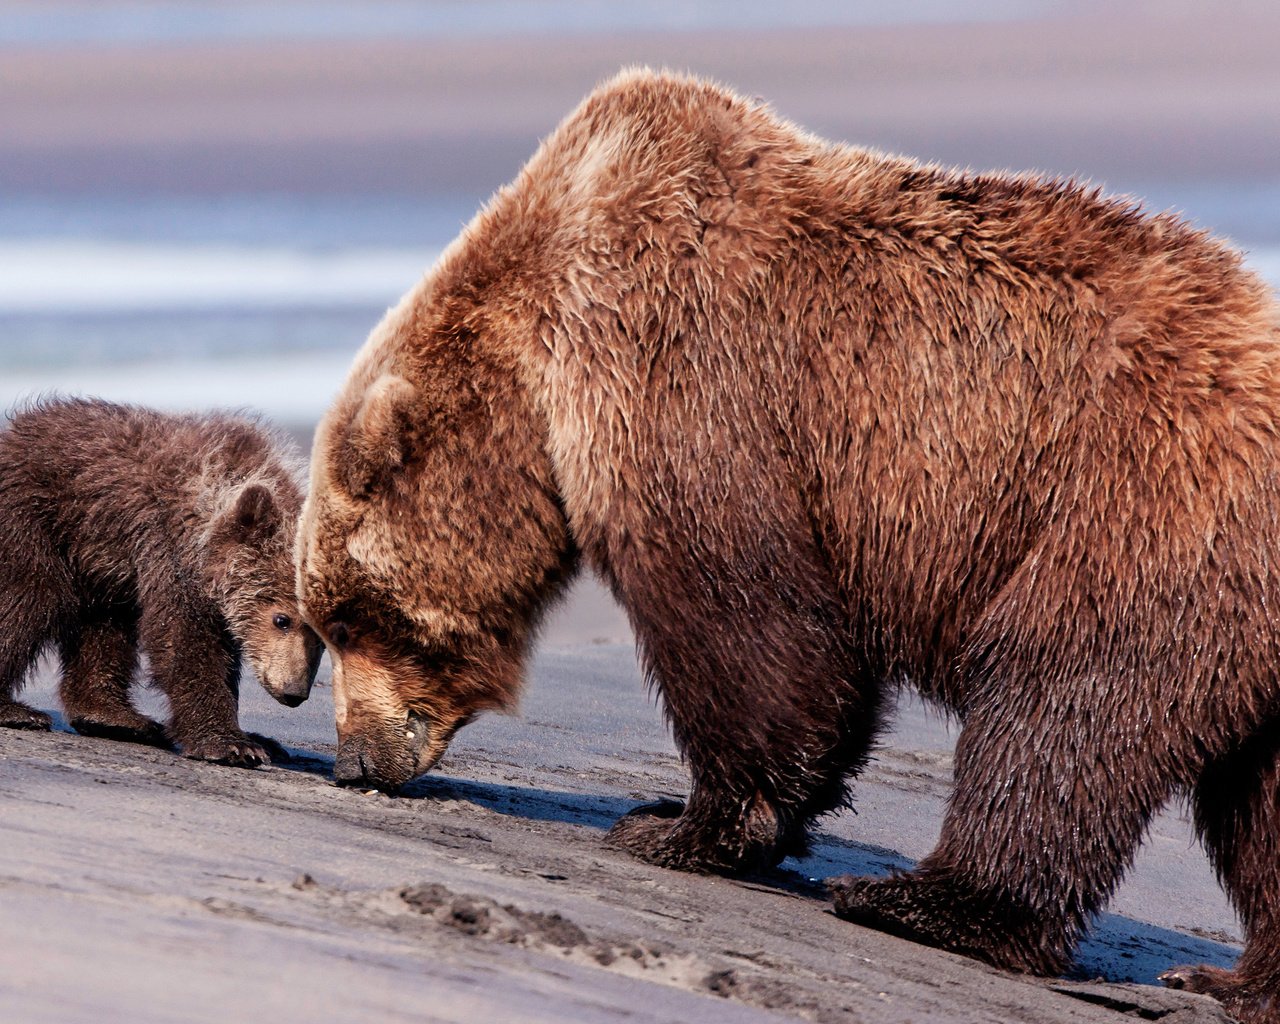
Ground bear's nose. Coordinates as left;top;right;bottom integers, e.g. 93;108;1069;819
333;749;366;784
333;747;371;787
279;672;314;705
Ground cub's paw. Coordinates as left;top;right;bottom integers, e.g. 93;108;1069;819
0;701;52;731
245;732;291;764
71;714;169;748
180;732;271;768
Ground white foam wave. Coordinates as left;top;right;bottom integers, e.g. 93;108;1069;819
1;240;1275;317
0;242;437;313
0;352;354;426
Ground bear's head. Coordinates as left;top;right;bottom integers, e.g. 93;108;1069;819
208;481;324;707
298;339;574;792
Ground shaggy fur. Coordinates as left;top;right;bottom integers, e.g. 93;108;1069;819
298;69;1280;1020
0;397;323;765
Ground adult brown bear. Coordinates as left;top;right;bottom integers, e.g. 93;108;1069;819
298;70;1280;1021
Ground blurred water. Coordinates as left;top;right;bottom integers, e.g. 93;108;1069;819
0;0;1066;48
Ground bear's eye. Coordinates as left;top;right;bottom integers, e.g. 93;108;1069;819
328;622;352;649
272;613;292;631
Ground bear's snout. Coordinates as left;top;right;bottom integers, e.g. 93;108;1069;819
333;743;379;788
275;671;315;707
260;672;314;708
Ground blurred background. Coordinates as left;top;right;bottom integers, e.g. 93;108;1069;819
2;0;1278;430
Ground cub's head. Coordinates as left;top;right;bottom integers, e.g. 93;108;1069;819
209;481;324;707
298;357;573;793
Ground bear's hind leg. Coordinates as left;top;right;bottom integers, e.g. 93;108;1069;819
1163;727;1280;1024
831;687;1176;975
0;530;71;731
58;607;167;747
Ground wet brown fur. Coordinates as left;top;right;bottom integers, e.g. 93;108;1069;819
299;70;1280;1019
0;397;323;765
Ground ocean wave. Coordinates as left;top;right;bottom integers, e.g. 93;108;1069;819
0;241;437;314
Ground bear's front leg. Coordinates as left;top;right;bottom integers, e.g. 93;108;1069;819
599;504;884;875
141;601;272;769
828;869;1064;975
167;664;273;768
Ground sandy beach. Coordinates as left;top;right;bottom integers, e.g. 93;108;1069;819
0;631;1235;1024
2;3;1278;1021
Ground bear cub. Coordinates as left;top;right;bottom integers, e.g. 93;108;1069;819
0;397;323;766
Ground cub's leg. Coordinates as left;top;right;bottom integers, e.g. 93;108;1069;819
831;683;1176;975
0;527;72;731
140;594;270;768
1162;727;1280;1024
58;604;166;747
602;521;883;874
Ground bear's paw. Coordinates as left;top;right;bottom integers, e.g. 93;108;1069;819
179;731;273;768
0;700;52;731
1161;964;1278;1024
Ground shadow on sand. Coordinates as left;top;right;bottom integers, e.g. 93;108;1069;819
276;745;645;830
798;831;1241;985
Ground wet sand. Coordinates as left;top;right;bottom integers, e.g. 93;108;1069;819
0;623;1235;1023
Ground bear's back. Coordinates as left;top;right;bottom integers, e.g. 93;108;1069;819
0;398;300;591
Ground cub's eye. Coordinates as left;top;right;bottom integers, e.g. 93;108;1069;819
328;622;351;649
272;613;292;631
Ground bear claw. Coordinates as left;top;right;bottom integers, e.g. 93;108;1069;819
1160;965;1280;1024
246;732;291;764
1158;963;1240;999
607;797;787;875
1159;965;1215;992
180;733;271;768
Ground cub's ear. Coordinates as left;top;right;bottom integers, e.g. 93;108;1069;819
213;483;279;546
339;373;418;498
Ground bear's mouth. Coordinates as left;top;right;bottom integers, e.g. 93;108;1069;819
405;709;474;776
405;712;434;765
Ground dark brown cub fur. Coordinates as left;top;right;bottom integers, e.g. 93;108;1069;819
0;397;322;766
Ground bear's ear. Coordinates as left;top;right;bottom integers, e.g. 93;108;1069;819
339;373;418;498
214;482;279;546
